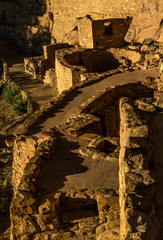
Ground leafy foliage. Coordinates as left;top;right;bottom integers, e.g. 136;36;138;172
2;82;28;115
2;82;20;105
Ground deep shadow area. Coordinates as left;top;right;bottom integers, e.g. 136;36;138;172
0;59;3;78
36;130;119;197
0;40;36;66
152;112;163;240
36;132;88;194
61;195;98;222
65;49;120;73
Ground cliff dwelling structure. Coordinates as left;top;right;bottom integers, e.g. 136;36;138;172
0;0;163;240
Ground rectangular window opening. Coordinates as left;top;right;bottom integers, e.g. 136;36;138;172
104;21;112;35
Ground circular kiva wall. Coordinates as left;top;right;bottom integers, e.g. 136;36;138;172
64;49;120;73
55;47;141;94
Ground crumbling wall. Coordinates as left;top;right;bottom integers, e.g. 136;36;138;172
119;97;159;240
10;133;61;240
77;83;154;115
10;131;120;240
24;43;70;80
12;136;39;193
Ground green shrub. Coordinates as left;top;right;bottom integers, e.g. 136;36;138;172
12;92;28;115
2;82;28;115
2;82;20;105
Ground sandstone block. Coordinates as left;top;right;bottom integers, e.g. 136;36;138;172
39;192;61;215
36;214;61;231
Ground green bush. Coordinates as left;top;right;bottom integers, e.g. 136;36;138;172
12;92;28;115
2;82;28;115
2;82;20;105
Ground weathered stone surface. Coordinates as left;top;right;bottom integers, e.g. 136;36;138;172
136;98;157;112
78;221;97;235
68;114;103;136
10;193;37;216
10;214;40;239
33;231;74;240
36;214;60;231
125;0;162;43
39;192;61;215
97;227;120;240
119;97;160;240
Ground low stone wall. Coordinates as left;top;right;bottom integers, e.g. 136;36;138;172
24;43;71;81
24;56;48;79
10;132;60;240
12;136;39;193
119;97;160;240
74;82;154;116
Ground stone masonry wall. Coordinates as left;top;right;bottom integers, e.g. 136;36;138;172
119;97;159;239
77;16;132;49
50;0;137;42
12;136;40;193
55;49;85;93
75;83;154;115
10;132;60;240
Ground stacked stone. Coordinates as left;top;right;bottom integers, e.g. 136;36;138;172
119;98;159;240
154;58;163;107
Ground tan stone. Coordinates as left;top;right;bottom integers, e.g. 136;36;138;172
10;193;37;215
36;214;60;231
39;192;61;215
97;227;120;240
11;214;39;238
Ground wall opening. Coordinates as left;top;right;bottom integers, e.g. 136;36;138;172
104;21;112;35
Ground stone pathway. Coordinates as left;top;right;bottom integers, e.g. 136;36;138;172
40;67;159;131
0;41;56;110
36;68;159;194
37;130;119;193
8;63;57;109
152;112;163;240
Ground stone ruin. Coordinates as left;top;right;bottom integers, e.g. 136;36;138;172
10;70;163;239
0;1;163;239
24;36;161;97
3;10;162;240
